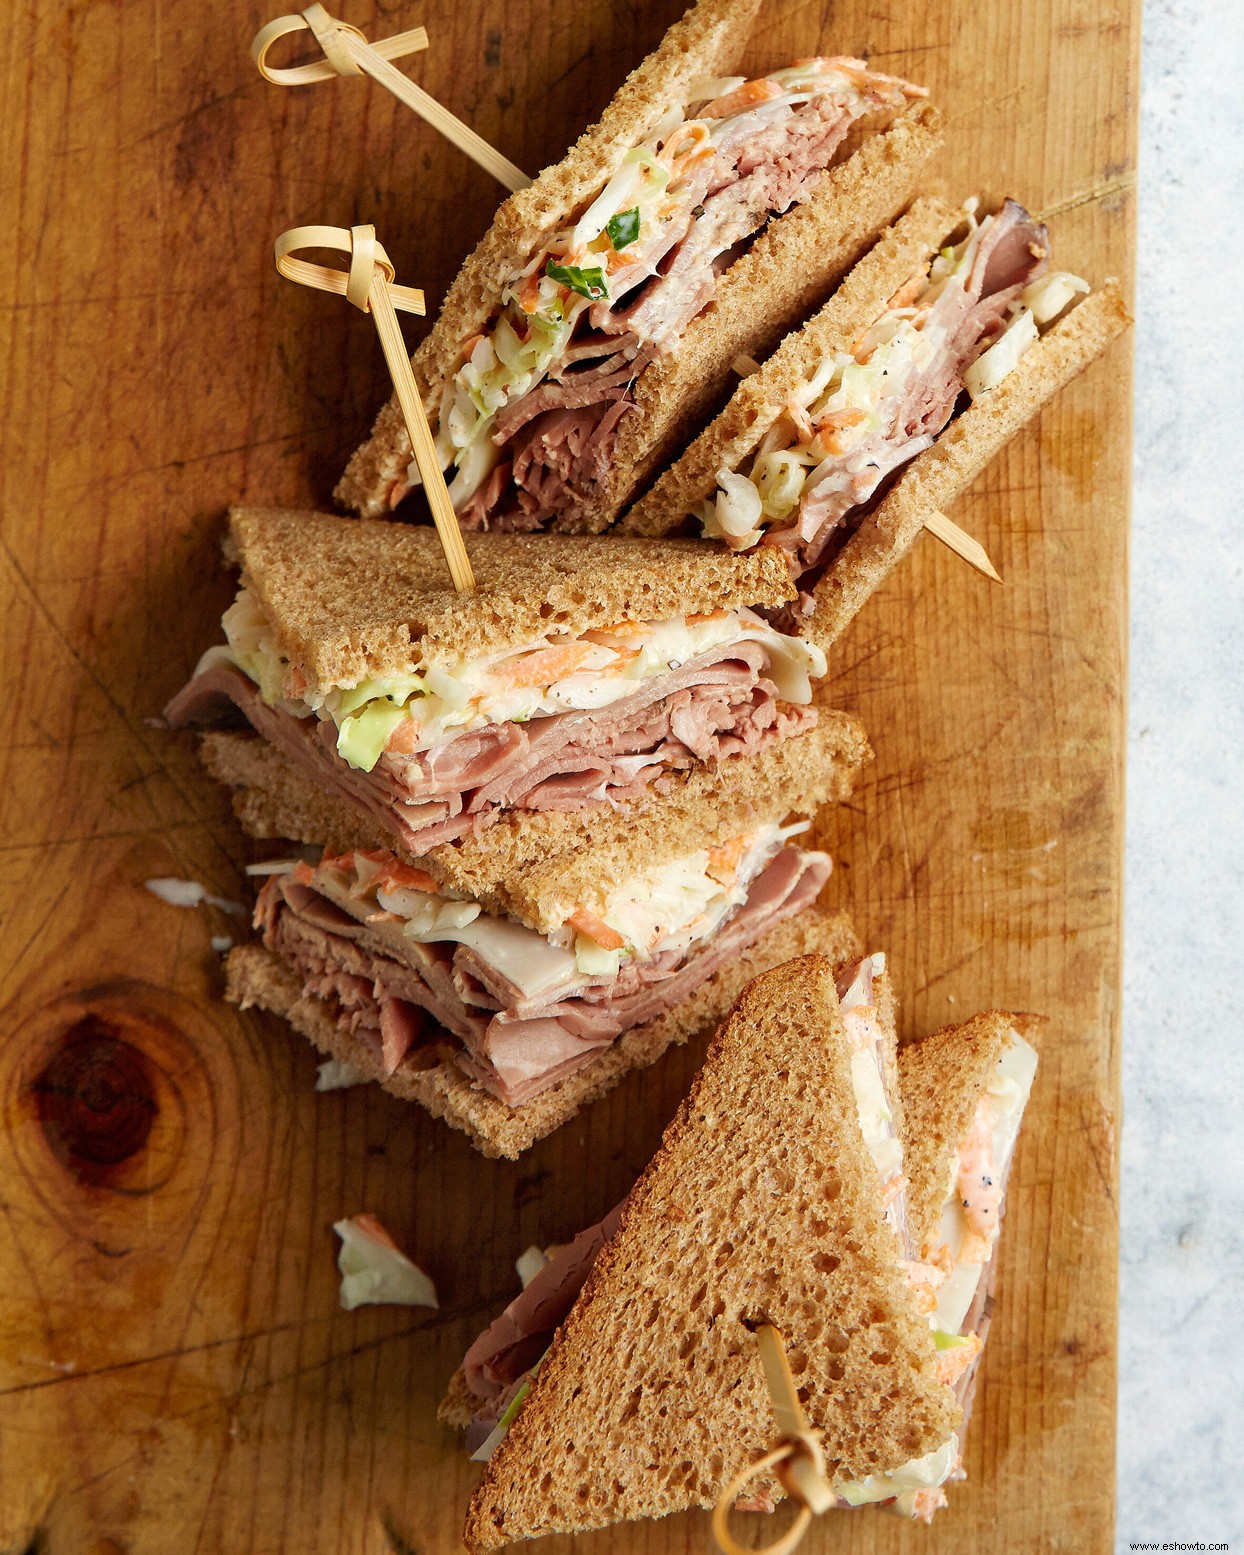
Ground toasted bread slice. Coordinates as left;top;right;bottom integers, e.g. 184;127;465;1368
803;280;1131;650
336;2;942;530
462;956;956;1547
225;505;795;690
226;906;861;1159
200;712;871;931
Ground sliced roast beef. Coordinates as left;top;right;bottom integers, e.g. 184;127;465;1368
461;87;904;532
255;845;829;1107
167;643;815;856
765;200;1050;599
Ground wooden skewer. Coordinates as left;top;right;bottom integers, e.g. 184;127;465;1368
253;4;530;193
710;1325;835;1555
925;509;1002;582
274;223;476;592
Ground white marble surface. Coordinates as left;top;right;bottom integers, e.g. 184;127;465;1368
1120;0;1244;1544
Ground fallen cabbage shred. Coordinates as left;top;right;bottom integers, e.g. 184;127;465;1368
333;1214;438;1311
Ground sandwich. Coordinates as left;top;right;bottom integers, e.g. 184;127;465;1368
895;1011;1039;1515
165;506;833;860
441;954;960;1548
337;0;943;532
624;194;1131;643
217;717;870;1157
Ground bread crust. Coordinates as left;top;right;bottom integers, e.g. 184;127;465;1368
200;713;871;930
225;905;861;1159
463;956;956;1549
440;945;901;1433
227;505;795;689
336;76;940;527
559;104;944;532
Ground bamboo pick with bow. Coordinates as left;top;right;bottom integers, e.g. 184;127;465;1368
253;4;530;193
711;1324;837;1555
275;222;475;592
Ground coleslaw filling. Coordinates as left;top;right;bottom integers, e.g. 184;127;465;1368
295;819;820;995
693;200;1088;557
205;587;826;773
419;59;926;509
855;1030;1038;1521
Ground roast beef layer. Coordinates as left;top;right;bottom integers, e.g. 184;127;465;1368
166;643;816;855
255;845;829;1107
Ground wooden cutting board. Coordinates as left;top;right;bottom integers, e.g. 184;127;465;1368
0;0;1136;1550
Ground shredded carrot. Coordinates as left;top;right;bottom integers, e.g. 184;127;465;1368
657;121;714;175
385;717;424;756
459;332;484;362
490;640;600;689
291;861;315;886
348;1212;399;1251
569;909;626;950
685;608;730;626
934;1333;982;1388
519;270;542;314
699;77;782;120
375;861;441;896
886;273;927;310
813;405;868;456
584;619;647;642
706;835;747;883
817;407;868;431
879;1172;909;1210
911;1487;950;1525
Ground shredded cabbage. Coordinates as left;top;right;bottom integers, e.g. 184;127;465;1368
694;197;1091;554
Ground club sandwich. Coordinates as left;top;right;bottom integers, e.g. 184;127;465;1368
440;954;962;1545
218;720;868;1156
165;506;833;859
338;0;942;532
624;195;1130;644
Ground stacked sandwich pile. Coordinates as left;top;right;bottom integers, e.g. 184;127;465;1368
163;0;1126;1541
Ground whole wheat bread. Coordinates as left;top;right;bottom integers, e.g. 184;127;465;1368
439;948;901;1431
200;711;871;931
226;505;795;691
226;906;861;1159
462;955;956;1548
898;1012;1039;1259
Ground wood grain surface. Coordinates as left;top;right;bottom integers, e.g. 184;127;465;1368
0;1;1136;1551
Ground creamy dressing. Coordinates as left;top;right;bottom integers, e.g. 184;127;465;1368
838;1029;1037;1517
932;1032;1038;1332
208;589;826;773
839;954;905;1192
837;1436;959;1508
565;820;812;973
